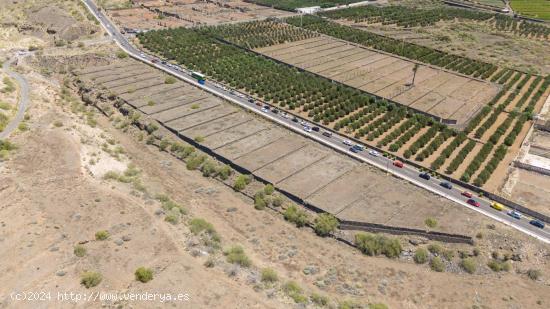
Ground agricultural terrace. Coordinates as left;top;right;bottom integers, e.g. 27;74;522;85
244;0;367;11
75;60;488;236
137;25;550;190
284;15;502;79
320;5;550;39
207;20;500;126
511;0;550;21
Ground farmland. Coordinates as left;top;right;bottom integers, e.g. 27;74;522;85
244;0;368;11
75;59;488;236
511;0;550;21
138;21;550;190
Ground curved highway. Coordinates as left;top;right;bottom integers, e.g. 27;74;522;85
82;0;550;244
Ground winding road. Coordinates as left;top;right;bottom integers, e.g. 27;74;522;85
0;57;30;140
82;0;550;244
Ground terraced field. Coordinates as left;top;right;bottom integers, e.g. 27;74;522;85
75;60;487;235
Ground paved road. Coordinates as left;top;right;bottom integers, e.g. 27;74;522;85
0;58;30;140
82;0;550;243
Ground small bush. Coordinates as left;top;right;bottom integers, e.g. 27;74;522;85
204;258;215;268
254;192;267;210
233;174;251;191
260;268;278;283
164;213;179;225
355;232;402;258
369;304;389;309
53;120;63;127
194;135;205;143
201;159;218;177
189;218;216;235
74;245;87;257
224;245;251;267
488;260;511;272
338;300;362;309
283;205;309;227
165;76;176;84
442;249;455;261
95;230;109;241
310;293;329;306
428;243;443;255
430;256;445;272
81;271;102;288
425;217;437;228
313;213;339;237
460;258;477;274
116;51;128;59
414;248;428;264
186;154;206;170
217;165;232;180
527;269;541;281
283;280;302;295
135;267;153;283
272;195;283;207
263;184;274;195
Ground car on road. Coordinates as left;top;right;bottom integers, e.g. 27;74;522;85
440;181;452;189
368;150;380;157
312;126;320;132
261;107;269;113
461;191;473;198
491;202;504;211
256;102;262;107
419;172;430;180
530;219;545;229
322;131;332;138
271;109;279;114
281;112;289;119
393;160;404;168
507;210;522;220
248;98;254;103
303;126;312;133
343;140;353;146
466;199;480;207
292;117;298;123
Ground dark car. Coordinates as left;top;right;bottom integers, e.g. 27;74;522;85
271;109;279;114
292;117;299;123
466;198;480;207
248;98;255;103
322;131;332;138
419;172;430;180
530;219;545;229
312;126;320;132
440;181;453;190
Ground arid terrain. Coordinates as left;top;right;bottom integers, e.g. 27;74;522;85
1;1;550;309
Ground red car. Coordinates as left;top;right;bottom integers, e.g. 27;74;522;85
467;198;480;207
393;160;404;168
461;191;473;198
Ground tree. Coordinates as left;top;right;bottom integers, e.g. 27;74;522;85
410;63;419;86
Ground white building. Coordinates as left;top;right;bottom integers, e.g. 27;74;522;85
296;6;322;14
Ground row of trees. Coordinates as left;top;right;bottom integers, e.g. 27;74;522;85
285;15;498;79
460;142;494;182
430;133;468;170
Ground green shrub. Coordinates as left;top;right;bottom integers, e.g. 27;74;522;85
201;159;218;177
233;174;251;191
369;304;389;309
165;213;179;225
260;268;278;283
272;195;283;207
354;232;402;258
224;245;251;267
527;269;541;281
442;249;455;261
430;256;445;272
81;271;102;288
74;245;87;257
189;218;216;235
460;258;477;274
313;213;339;237
488;260;511;272
414;248;428;264
165;76;176;84
186;154;206;170
283;205;309;227
194;135;205;143
159;139;170;151
263;184;274;195
427;243;443;255
217;165;232;180
95;230;110;241
254;192;267;210
310;293;329;306
424;217;437;228
135;267;153;283
283;281;306;303
338;300;362;309
116;51;128;58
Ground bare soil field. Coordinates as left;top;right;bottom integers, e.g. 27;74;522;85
107;7;191;30
339;18;550;75
255;36;500;127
